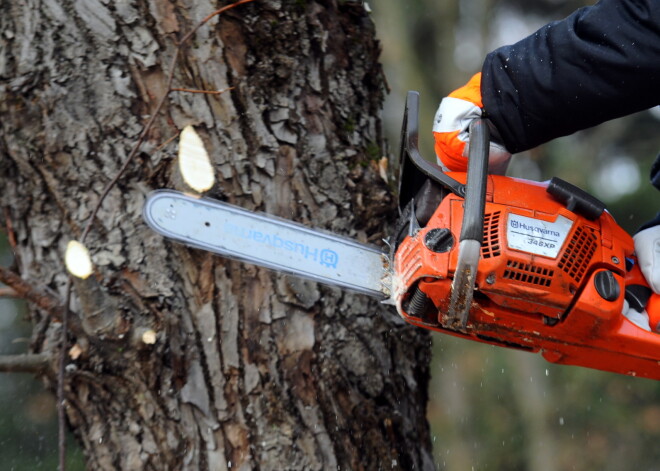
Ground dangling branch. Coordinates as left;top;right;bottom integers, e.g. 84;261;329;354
58;280;72;471
170;86;234;95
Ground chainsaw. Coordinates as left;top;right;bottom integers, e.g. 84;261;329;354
143;91;660;380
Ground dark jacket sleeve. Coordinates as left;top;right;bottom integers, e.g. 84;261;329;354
481;0;660;154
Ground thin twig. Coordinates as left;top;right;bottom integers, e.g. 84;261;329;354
0;353;50;373
58;280;72;471
79;49;180;244
153;133;180;156
178;0;256;46
170;86;234;95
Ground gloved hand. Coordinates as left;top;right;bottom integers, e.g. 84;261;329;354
433;73;511;174
622;224;660;331
636;224;660;293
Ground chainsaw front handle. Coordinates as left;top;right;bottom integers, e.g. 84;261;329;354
448;118;490;327
460;119;490;243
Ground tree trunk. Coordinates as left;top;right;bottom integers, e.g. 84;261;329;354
0;1;434;469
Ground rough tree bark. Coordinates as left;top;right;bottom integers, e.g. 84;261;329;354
0;0;434;469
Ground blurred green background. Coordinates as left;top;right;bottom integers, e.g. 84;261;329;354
373;0;660;470
1;1;659;469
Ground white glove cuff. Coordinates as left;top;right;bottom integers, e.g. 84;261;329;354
634;225;660;293
622;300;651;331
433;97;482;138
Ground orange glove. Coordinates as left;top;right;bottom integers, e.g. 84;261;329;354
433;73;511;173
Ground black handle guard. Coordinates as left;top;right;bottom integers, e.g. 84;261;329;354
397;91;465;213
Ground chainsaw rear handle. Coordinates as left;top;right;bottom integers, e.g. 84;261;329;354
460;119;490;243
547;177;605;221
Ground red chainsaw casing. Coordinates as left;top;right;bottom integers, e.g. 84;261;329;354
394;172;660;380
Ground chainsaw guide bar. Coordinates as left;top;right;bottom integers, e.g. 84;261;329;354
143;190;393;300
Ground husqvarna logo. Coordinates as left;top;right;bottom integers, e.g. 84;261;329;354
224;222;339;269
507;213;573;258
510;219;561;238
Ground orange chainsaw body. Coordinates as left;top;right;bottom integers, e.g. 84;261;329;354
394;172;660;380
